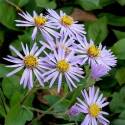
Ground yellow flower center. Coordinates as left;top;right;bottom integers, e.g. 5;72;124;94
61;15;73;26
87;45;100;57
24;55;38;68
89;103;101;117
34;16;47;26
57;60;70;72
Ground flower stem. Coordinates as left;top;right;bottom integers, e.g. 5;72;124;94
5;0;23;12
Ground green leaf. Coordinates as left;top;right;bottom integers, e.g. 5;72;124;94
100;0;115;6
44;95;70;112
58;7;74;15
0;30;4;46
2;76;25;99
17;0;30;7
75;0;101;10
112;110;125;125
113;119;125;125
119;110;125;119
115;68;125;85
32;120;41;125
110;87;125;113
12;30;32;51
44;95;60;105
0;64;11;78
113;30;125;40
10;92;23;107
0;0;17;30
11;0;30;7
35;0;56;9
115;0;125;6
5;104;33;125
101;13;125;26
0;88;8;117
112;39;125;60
86;17;108;44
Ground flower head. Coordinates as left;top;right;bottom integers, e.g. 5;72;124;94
76;86;109;125
4;43;45;89
76;38;117;69
41;47;84;92
91;64;109;81
68;104;80;116
15;11;60;40
40;35;77;55
47;9;86;40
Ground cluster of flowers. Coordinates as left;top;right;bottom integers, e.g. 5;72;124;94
4;9;117;125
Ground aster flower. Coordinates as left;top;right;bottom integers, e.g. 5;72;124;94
76;86;109;125
91;64;109;81
76;38;117;69
40;34;77;55
15;11;60;40
41;47;84;92
68;104;80;116
47;9;86;41
4;43;45;89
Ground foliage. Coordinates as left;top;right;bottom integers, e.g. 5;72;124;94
0;0;125;125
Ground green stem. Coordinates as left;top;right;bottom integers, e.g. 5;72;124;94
0;88;9;115
5;0;23;12
20;85;39;105
84;74;96;88
32;93;68;122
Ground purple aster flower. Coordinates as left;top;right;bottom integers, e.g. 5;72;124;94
15;11;60;40
47;9;86;41
76;38;117;69
68;104;80;116
41;47;84;92
40;34;78;55
76;86;109;125
4;43;45;89
91;64;109;81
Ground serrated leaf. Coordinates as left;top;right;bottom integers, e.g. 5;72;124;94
112;39;125;59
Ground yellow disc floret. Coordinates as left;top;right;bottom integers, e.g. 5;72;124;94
89;103;101;117
87;45;100;57
34;16;47;26
24;55;38;68
57;60;70;72
61;15;73;26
